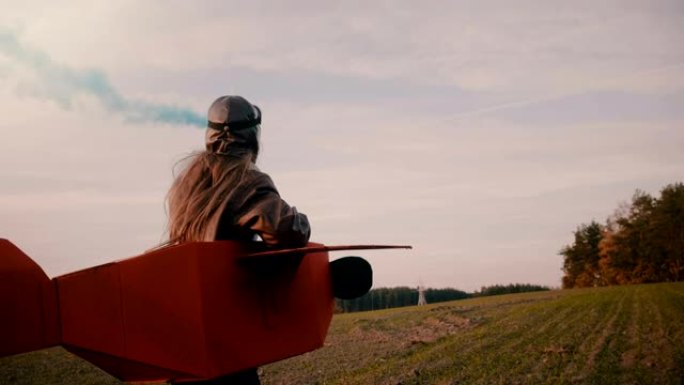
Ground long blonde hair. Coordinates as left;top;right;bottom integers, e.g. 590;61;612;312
166;151;253;244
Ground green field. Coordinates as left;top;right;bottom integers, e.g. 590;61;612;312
2;283;683;384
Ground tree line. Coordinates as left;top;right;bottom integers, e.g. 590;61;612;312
336;287;469;313
560;182;684;288
476;283;550;296
336;283;550;313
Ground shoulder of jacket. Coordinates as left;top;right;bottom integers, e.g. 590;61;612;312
245;168;278;191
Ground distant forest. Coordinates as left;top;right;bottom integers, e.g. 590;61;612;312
476;283;550;297
336;283;549;313
561;182;684;288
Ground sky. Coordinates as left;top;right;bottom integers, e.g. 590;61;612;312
1;0;683;292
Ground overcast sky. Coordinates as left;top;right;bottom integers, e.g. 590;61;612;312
1;0;683;291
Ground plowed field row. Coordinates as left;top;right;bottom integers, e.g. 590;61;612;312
262;283;684;385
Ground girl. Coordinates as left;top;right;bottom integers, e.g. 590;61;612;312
166;95;311;384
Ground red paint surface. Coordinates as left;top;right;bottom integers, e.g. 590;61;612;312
1;240;336;382
0;239;60;357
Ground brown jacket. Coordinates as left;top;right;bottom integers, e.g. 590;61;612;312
203;168;310;248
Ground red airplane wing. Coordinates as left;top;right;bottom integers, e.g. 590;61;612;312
0;239;409;383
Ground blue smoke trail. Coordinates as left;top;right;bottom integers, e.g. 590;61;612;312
0;29;205;127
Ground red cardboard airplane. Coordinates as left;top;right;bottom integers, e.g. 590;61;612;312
0;239;410;383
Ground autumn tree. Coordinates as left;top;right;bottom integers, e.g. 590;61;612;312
562;182;684;288
598;191;656;284
560;221;603;288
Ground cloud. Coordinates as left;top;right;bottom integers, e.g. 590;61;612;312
1;1;682;290
147;1;684;94
0;29;204;127
5;1;683;96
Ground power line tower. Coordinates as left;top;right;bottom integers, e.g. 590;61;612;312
417;282;427;306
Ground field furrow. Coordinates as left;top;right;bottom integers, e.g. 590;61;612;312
262;284;684;385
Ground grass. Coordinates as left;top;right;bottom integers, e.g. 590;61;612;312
1;283;683;384
261;283;684;385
